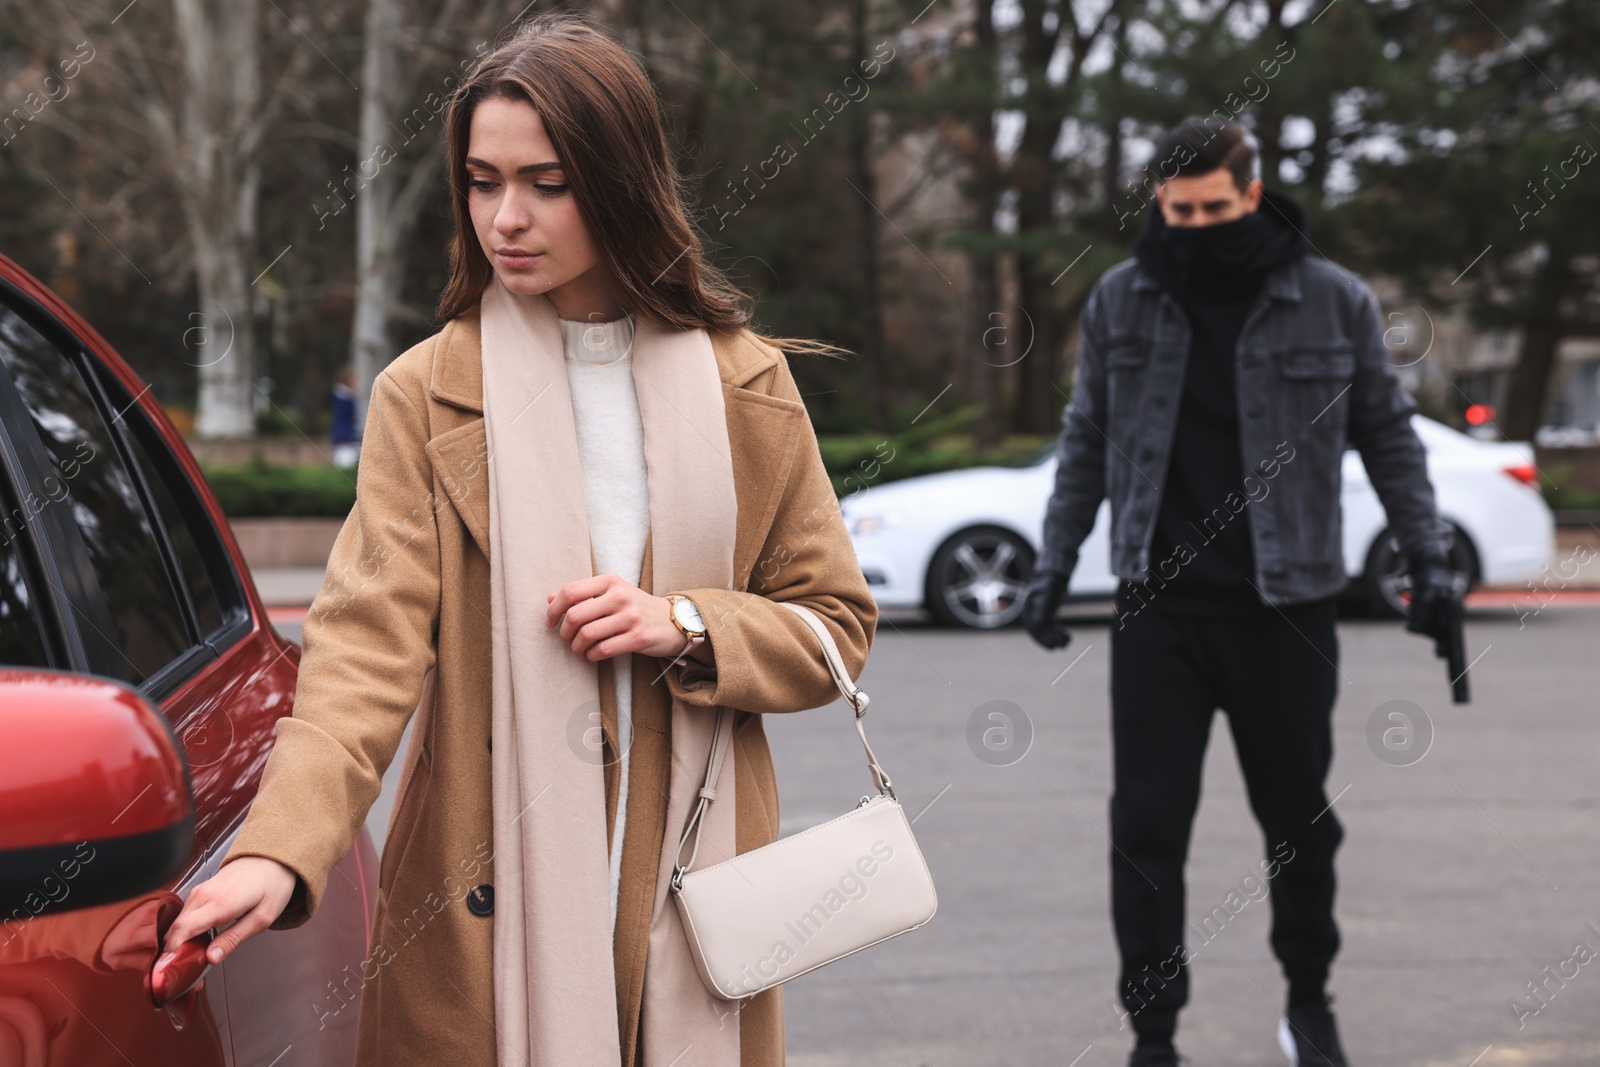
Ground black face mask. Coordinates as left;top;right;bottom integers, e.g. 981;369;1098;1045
1135;188;1311;303
1161;210;1274;280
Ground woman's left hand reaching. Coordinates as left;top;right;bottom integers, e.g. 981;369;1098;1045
547;574;711;664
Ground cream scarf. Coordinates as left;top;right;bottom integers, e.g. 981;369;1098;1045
479;275;741;1066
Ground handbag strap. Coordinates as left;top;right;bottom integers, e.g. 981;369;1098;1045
671;602;894;890
775;602;894;798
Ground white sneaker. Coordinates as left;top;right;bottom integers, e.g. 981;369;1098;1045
1277;1018;1299;1066
1277;997;1350;1067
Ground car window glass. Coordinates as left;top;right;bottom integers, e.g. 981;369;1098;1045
0;307;190;683
127;426;223;637
0;481;48;668
96;369;226;639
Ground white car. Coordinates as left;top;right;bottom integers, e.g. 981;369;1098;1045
842;416;1555;628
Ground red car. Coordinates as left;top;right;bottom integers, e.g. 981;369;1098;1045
0;253;375;1066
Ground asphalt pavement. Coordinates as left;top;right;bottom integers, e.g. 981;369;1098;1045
275;602;1600;1067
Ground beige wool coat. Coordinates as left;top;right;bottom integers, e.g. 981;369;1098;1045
221;306;879;1067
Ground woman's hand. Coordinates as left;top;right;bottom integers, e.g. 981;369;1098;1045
162;856;298;966
547;574;711;663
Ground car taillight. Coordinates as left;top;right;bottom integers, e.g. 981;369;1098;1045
1502;463;1537;486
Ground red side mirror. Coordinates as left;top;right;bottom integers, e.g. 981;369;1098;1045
0;669;196;918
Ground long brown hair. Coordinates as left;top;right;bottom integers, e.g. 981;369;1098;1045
436;13;844;358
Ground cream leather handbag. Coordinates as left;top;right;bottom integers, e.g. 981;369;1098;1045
669;601;938;1001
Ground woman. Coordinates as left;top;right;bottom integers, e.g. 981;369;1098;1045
164;15;876;1067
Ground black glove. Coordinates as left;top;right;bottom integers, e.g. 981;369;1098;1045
1405;550;1471;703
1022;569;1072;649
1404;551;1461;644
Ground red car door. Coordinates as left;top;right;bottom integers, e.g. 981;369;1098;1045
0;258;376;1067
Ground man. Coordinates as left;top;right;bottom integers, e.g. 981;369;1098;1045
1024;119;1462;1067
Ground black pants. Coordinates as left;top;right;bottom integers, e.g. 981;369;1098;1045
1108;600;1343;1035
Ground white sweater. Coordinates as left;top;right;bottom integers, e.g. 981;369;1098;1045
559;313;647;937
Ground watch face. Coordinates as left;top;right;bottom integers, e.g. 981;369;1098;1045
673;597;706;633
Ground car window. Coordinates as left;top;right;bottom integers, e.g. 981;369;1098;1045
0;478;49;668
125;423;225;637
0;306;191;684
92;365;231;640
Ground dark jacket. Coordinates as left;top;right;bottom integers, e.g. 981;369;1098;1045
1037;246;1450;606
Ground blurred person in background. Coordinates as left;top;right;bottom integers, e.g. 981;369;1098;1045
1023;117;1462;1067
330;365;360;467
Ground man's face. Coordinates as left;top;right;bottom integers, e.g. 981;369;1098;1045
1156;168;1263;227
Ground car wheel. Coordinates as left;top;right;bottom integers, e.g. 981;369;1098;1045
925;526;1034;629
1362;525;1480;618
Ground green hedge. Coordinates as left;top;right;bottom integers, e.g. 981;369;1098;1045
822;406;1053;497
202;458;358;518
1539;463;1600;511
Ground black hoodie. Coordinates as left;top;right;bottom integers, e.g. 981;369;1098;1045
1119;188;1311;614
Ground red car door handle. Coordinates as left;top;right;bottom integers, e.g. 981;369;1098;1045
146;892;213;1017
149;934;212;1006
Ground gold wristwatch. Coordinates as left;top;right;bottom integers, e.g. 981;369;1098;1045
664;594;708;651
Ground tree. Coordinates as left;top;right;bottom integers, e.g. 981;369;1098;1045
9;0;335;438
1008;0;1122;434
945;0;1007;447
346;0;526;429
617;0;930;432
1342;0;1600;440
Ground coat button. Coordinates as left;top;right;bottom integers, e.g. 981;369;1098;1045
467;883;494;916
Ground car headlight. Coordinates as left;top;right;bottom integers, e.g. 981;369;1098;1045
849;512;898;537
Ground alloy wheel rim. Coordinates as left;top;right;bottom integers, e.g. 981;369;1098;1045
940;533;1029;628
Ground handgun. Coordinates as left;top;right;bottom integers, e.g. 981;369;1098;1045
1431;570;1470;704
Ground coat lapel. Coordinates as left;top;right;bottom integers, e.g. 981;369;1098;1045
423;306;808;591
423;312;492;559
424;418;492;559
